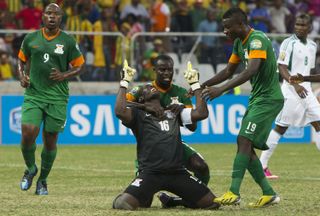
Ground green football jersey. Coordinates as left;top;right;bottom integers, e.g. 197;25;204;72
19;29;84;104
127;81;193;108
231;29;283;104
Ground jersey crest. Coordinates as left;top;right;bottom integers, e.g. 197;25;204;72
170;96;181;105
54;44;64;54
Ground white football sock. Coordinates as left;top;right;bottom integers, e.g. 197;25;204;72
260;129;282;169
315;131;320;151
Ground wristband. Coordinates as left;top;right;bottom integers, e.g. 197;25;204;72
190;82;201;91
120;80;129;89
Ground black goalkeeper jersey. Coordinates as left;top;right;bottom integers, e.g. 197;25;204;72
123;108;185;173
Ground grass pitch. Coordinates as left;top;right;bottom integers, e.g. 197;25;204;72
1;144;320;216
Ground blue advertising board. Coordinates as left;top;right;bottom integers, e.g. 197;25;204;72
0;95;311;144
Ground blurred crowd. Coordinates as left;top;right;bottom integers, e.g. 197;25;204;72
0;0;320;81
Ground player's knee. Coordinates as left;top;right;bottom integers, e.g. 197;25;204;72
112;193;138;210
189;154;209;175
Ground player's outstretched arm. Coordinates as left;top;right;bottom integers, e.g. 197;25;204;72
291;74;320;82
184;61;208;122
202;58;260;101
201;62;238;87
115;60;136;124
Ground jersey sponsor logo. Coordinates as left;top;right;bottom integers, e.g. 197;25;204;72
54;44;64;54
131;178;143;187
32;45;39;48
250;39;262;49
279;51;286;61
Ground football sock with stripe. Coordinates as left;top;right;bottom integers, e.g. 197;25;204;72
21;142;37;173
229;153;250;195
38;147;57;182
248;158;275;195
260;129;281;169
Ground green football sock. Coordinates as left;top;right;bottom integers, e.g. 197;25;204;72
248;158;275;195
229;153;250;195
21;142;37;173
38;147;57;182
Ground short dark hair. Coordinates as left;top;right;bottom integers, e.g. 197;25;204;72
153;54;174;66
222;7;248;24
296;13;313;25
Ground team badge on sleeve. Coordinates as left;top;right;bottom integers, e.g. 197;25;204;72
250;39;262;49
279;52;286;61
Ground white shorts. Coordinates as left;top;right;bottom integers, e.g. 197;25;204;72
276;94;320;127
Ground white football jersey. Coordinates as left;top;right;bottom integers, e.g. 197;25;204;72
277;34;317;99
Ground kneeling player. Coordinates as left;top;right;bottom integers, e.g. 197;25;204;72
113;61;220;210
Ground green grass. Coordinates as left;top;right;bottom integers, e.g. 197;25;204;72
1;144;320;216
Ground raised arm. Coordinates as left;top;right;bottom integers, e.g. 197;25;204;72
184;62;208;122
115;60;136;124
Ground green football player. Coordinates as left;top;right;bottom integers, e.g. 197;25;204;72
126;54;210;207
18;3;85;195
201;8;284;207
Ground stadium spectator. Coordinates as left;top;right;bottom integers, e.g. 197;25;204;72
269;0;291;33
126;13;144;37
248;0;272;33
149;0;171;51
201;7;283;208
81;0;100;24
6;0;22;13
150;0;171;32
0;52;14;80
113;59;220;210
189;0;207;31
15;0;42;30
92;6;118;81
140;38;165;81
171;0;194;52
260;14;320;179
18;3;85;195
286;0;309;33
197;9;219;71
126;54;211;207
120;0;150;31
114;22;131;81
65;3;93;45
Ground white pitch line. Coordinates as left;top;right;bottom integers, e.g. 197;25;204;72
1;163;320;181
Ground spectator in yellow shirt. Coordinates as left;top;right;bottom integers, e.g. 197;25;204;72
0;52;14;80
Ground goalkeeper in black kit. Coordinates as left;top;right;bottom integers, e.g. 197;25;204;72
112;60;220;210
